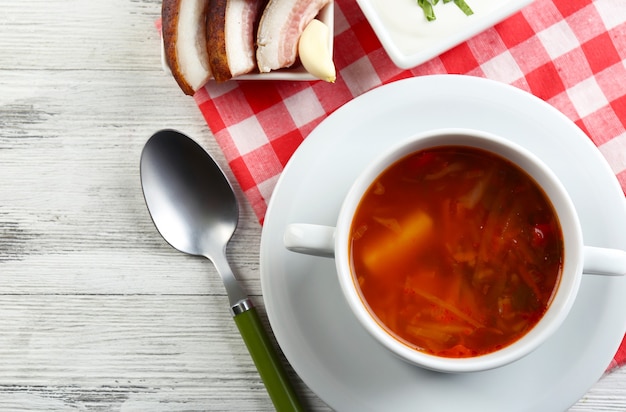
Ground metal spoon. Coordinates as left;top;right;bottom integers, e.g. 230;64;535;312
140;129;303;411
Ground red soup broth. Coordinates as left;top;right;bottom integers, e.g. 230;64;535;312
349;146;564;358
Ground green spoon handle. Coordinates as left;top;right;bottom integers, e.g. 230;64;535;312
233;303;305;412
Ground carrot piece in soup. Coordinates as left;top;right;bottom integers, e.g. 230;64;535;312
361;210;433;276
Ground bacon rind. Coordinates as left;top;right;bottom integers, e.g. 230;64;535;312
207;0;231;82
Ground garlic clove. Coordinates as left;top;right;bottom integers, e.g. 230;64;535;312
298;19;336;83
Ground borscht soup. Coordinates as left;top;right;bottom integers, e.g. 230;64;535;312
349;146;563;358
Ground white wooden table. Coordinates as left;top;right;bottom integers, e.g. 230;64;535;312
1;1;625;410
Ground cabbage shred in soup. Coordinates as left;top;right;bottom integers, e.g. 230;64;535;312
349;146;564;358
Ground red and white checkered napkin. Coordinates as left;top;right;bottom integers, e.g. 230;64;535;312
192;0;626;369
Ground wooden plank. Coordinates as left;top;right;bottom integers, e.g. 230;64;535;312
0;0;624;410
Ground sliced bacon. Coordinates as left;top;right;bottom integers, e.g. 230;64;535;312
256;0;331;73
162;0;212;95
207;0;267;82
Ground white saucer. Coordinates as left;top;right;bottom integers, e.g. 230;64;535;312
260;75;626;411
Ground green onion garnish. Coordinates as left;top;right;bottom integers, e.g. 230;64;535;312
417;0;474;21
453;0;474;16
417;0;437;21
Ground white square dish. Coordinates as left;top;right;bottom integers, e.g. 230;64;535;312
355;0;534;69
161;2;334;82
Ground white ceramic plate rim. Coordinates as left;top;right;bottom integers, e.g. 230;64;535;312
355;0;534;69
260;75;626;412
